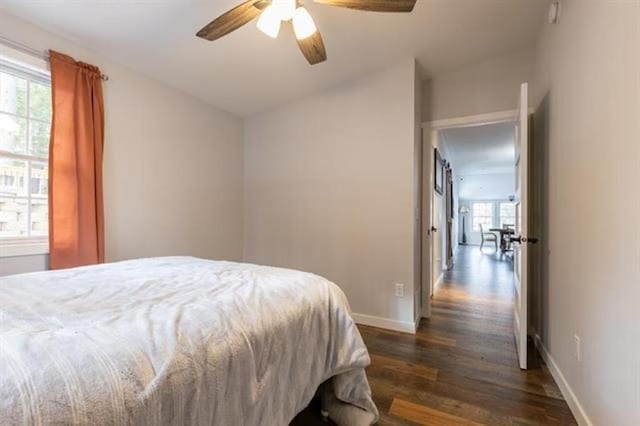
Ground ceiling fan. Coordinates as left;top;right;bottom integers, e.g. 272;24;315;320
196;0;417;65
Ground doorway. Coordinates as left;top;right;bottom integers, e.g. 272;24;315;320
421;113;519;318
419;89;533;370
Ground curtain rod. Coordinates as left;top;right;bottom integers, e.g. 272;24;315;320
0;35;109;81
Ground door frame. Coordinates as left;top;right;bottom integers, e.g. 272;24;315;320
419;108;529;319
513;83;530;370
420;126;433;318
445;164;454;270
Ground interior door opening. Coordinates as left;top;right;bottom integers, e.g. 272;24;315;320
419;84;532;369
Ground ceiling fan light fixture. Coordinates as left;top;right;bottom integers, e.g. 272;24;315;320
272;0;296;21
197;0;417;65
256;5;281;38
293;7;317;40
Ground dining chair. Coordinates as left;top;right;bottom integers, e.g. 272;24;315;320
479;224;498;252
504;224;515;251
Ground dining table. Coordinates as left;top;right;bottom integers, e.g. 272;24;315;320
489;226;515;252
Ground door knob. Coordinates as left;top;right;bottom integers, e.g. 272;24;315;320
430;226;438;233
510;236;538;244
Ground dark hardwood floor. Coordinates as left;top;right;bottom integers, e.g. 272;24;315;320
293;245;576;425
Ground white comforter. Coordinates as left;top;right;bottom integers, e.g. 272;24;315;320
0;257;378;425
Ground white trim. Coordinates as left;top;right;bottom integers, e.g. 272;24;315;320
434;272;444;289
414;288;423;326
420;303;430;319
534;335;592;426
0;240;49;257
0;40;50;80
0;149;48;164
352;313;416;334
422;108;535;130
423;110;517;130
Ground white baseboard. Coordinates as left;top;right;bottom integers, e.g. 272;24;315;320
534;335;592;426
352;313;416;334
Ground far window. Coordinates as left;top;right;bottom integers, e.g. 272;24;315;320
472;202;493;232
0;63;51;240
499;202;516;228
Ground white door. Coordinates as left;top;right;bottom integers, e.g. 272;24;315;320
421;128;435;318
513;83;529;370
431;185;442;293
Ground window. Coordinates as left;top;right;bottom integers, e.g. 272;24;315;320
499;202;516;228
0;61;51;242
472;202;493;232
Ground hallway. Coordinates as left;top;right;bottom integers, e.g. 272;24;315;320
358;245;577;424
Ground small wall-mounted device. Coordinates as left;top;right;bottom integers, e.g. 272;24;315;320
548;1;561;24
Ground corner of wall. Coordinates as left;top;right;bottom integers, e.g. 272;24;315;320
534;335;593;426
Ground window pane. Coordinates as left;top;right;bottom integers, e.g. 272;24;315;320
0;72;27;116
30;161;48;197
0;158;27;196
0;196;28;237
0;68;51;241
29;81;52;122
29;120;50;157
30;198;48;236
0;112;27;154
500;202;515;217
472;202;494;232
474;203;492;216
499;202;516;228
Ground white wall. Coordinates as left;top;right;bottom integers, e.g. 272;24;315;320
0;13;244;276
244;61;418;329
532;1;640;424
423;48;535;122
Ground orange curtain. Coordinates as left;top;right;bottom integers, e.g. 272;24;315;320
48;50;105;269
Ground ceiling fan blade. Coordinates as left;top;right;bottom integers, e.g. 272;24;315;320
314;0;416;12
296;30;327;65
197;0;263;41
253;0;269;10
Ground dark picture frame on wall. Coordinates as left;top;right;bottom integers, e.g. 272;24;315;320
434;148;444;195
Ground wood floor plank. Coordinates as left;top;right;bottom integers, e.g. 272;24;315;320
370;353;439;382
389;398;484;426
360;324;458;348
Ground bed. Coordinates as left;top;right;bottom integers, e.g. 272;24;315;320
0;257;378;425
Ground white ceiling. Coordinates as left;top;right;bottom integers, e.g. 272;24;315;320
0;0;548;116
456;172;514;200
441;121;515;199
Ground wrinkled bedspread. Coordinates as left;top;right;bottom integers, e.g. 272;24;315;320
0;257;378;425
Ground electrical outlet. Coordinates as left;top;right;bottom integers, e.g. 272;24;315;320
394;283;404;297
574;334;581;362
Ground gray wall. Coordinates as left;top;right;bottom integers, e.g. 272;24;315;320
243;61;419;327
423;48;535;122
532;1;640;424
0;254;47;276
